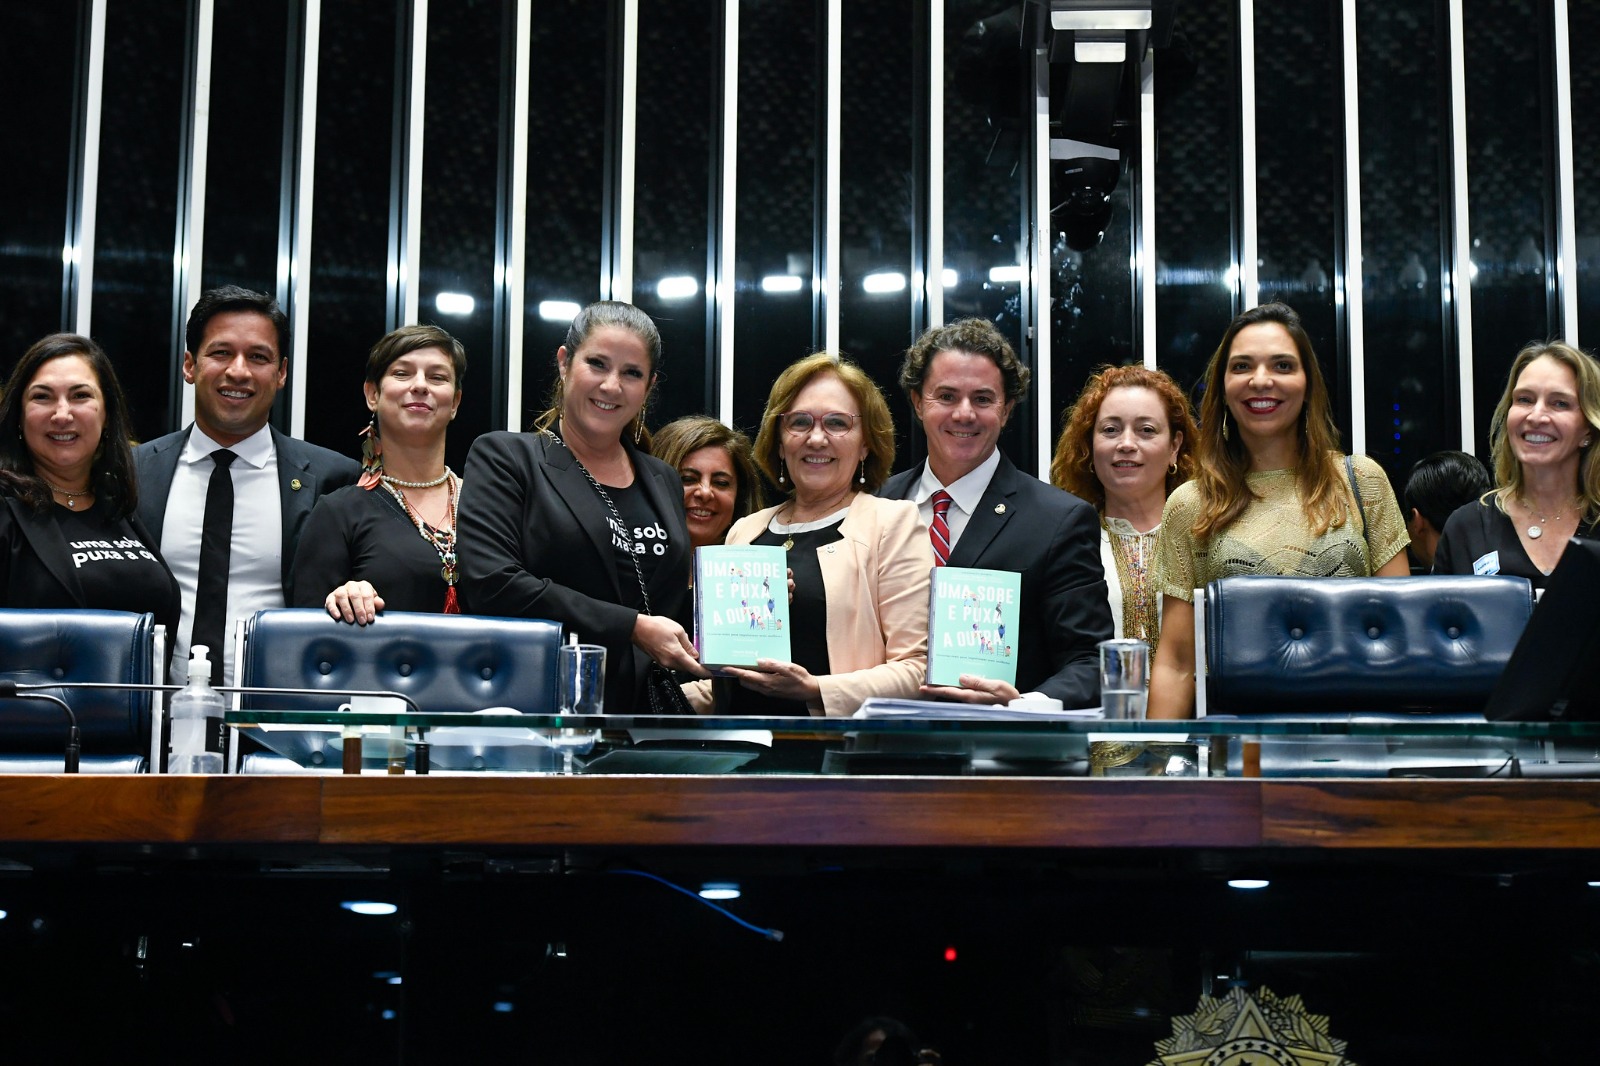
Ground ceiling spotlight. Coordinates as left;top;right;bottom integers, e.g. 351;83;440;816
699;881;741;900
434;291;475;316
341;901;399;916
537;299;581;322
1227;879;1270;890
656;275;698;300
761;274;805;293
862;272;907;294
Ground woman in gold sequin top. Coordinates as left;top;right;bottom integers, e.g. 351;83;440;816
1050;365;1197;658
1147;302;1411;719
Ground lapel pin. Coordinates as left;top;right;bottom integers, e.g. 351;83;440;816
290;478;303;491
994;503;1006;514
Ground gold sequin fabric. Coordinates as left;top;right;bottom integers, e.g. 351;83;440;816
1103;516;1161;657
1152;455;1410;603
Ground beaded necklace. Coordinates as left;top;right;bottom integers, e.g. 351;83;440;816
1103;515;1160;655
380;471;461;613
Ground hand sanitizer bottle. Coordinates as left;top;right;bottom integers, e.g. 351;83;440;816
168;644;227;773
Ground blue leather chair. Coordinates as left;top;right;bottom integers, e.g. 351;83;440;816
1203;574;1535;716
0;608;163;773
233;609;565;771
237;608;566;713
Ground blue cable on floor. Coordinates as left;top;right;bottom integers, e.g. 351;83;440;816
611;868;785;941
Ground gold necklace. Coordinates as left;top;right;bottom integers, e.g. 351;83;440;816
41;478;92;509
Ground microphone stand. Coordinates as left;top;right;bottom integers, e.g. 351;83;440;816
0;681;80;773
0;681;422;773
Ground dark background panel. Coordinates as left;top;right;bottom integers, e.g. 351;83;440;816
301;0;401;459
0;3;78;367
1356;0;1455;481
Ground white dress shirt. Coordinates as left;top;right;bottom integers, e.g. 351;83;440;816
162;425;284;684
910;447;1002;551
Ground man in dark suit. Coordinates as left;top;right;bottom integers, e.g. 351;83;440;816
879;319;1112;707
135;286;359;682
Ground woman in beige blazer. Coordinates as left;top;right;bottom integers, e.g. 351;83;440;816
684;352;932;716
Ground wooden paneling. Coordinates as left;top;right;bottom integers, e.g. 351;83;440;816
1261;781;1600;849
317;776;1264;847
0;776;323;843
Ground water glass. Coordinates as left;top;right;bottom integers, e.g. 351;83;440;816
1098;639;1149;721
553;644;606;772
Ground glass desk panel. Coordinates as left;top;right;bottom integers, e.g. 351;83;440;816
223;710;1600;778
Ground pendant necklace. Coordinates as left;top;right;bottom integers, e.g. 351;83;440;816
1521;496;1574;540
42;478;91;509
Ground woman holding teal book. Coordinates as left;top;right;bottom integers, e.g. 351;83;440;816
682;353;932;716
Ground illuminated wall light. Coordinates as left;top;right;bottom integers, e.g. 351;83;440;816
538;299;581;322
987;266;1025;284
1588;881;1600;887
656;275;698;300
862;271;907;294
941;268;959;289
381;1010;397;1021
387;976;403;985
493;1001;515;1013
0;909;7;920
341;901;399;916
761;274;804;293
1227;878;1270;890
699;881;741;900
434;291;475;316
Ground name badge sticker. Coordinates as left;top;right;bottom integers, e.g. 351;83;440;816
1472;551;1500;576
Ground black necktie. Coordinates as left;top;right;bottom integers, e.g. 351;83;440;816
190;449;237;684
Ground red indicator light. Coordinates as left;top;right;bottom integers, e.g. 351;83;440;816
943;946;957;963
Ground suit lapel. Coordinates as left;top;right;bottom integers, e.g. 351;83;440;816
543;437;628;601
947;456;1018;568
273;429;319;590
136;429;188;543
6;498;87;606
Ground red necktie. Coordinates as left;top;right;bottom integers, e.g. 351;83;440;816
930;490;953;566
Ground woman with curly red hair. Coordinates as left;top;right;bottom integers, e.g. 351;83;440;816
1051;364;1197;657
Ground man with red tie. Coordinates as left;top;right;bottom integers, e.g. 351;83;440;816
878;319;1111;707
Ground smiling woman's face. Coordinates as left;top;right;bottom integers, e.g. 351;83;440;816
679;444;738;548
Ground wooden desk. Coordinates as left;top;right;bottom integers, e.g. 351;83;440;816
4;774;1600;851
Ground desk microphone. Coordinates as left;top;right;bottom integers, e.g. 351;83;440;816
0;680;80;773
0;681;420;773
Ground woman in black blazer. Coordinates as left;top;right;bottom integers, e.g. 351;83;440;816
456;302;706;710
0;334;179;635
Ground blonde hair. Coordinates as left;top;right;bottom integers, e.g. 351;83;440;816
1487;340;1600;523
750;353;896;494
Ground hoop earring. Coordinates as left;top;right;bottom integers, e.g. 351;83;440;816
1168;460;1178;475
857;460;866;486
633;411;646;445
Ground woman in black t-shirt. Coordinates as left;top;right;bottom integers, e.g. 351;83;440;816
0;334;179;634
456;302;707;711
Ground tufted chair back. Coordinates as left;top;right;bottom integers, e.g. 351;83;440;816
237;609;564;716
1204;575;1534;715
0;608;161;772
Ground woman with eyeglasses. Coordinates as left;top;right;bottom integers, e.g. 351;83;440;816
683;352;932;716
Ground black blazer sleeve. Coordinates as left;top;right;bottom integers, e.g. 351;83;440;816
1027;490;1114;707
456;432;641;643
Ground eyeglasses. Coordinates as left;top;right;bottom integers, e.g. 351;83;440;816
780;411;860;436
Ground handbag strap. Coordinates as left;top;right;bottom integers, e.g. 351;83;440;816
1343;453;1368;535
548;429;656;616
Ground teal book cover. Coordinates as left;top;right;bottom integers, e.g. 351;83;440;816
693;545;792;669
926;566;1021;687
